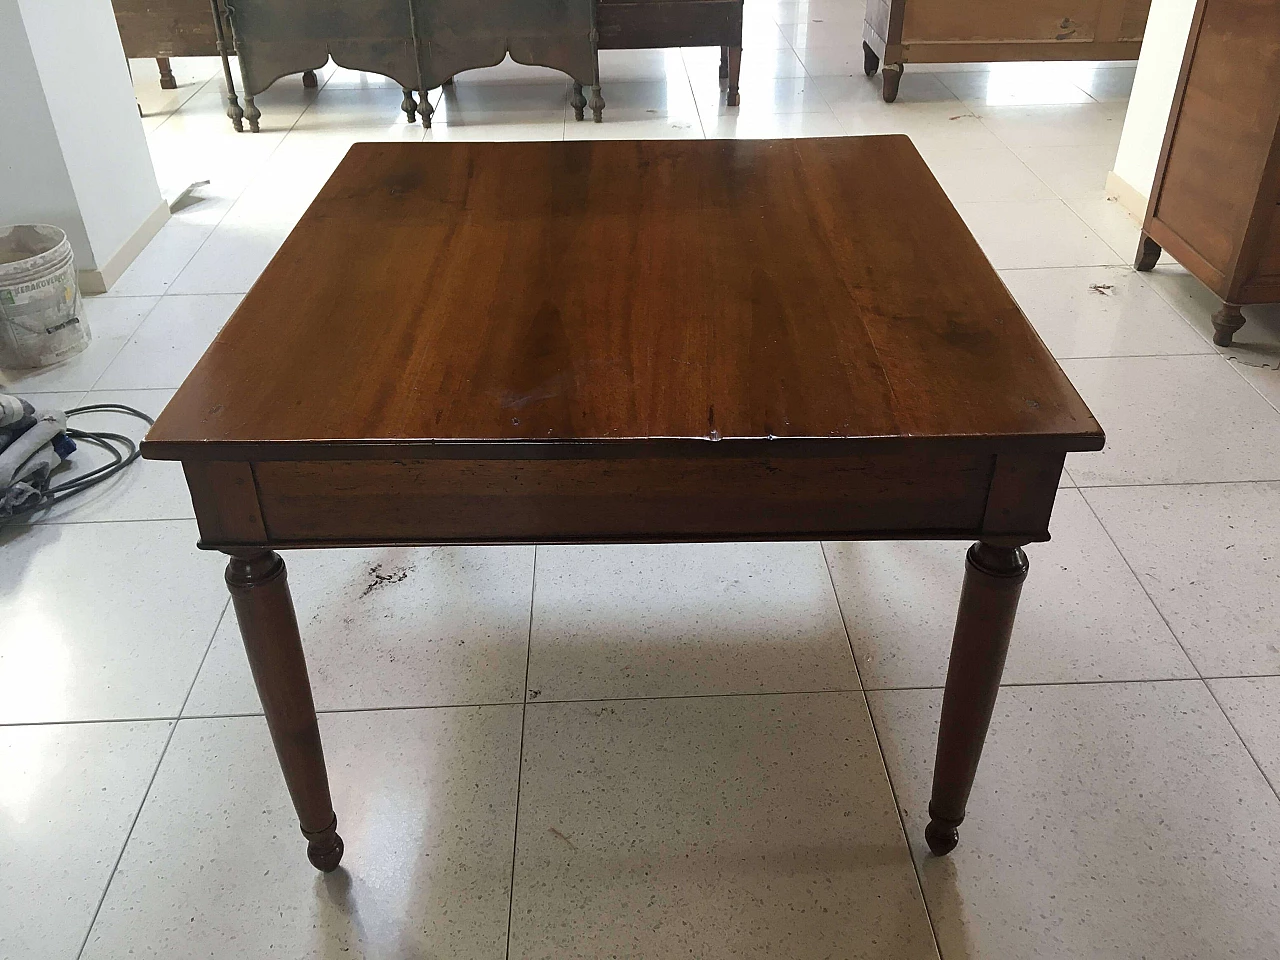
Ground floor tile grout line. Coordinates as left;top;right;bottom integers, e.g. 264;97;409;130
819;541;868;691
73;593;231;960
1075;488;1203;678
503;544;538;960
1202;680;1280;804
819;541;947;958
175;597;234;720
73;717;179;960
1075;487;1280;803
19;672;1280;730
861;691;947;960
72;595;232;959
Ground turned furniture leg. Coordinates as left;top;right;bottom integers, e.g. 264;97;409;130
210;0;243;132
882;62;904;102
589;84;605;123
244;95;261;133
1212;303;1246;347
401;87;418;123
727;46;742;107
420;91;434;128
302;69;318;89
571;82;587;121
225;551;343;872
926;541;1028;856
157;57;177;90
863;41;880;76
1135;232;1161;271
720;45;729;79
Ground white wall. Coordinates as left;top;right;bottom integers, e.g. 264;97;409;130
0;0;167;290
0;0;92;259
1109;0;1199;217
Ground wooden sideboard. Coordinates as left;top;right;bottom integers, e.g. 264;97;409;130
114;0;225;89
863;0;1151;102
1135;0;1280;346
114;0;744;130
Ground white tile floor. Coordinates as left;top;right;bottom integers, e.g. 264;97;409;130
3;5;1280;955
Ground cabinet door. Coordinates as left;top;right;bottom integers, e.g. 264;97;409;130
901;0;1104;43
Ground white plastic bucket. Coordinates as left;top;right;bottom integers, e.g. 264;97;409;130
0;224;90;369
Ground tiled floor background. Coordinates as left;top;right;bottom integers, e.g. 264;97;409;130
4;0;1280;956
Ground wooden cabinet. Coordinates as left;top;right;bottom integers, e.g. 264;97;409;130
113;0;226;89
863;0;1150;102
1136;0;1280;346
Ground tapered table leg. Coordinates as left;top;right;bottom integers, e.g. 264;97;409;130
224;551;343;872
157;57;177;90
926;541;1028;856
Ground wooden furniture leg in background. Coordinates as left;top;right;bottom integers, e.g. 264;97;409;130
225;551;344;872
572;82;587;121
726;46;741;106
882;62;903;102
926;541;1028;856
720;45;729;78
863;41;880;76
1134;233;1161;271
157;57;177;89
401;87;418;123
302;68;318;88
1212;304;1246;347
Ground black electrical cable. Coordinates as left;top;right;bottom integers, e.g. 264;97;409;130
1;403;153;521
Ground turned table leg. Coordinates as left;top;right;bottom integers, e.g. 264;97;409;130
401;87;418;124
926;541;1028;856
726;46;742;107
302;69;318;89
225;551;343;872
1134;232;1161;271
157;57;177;90
1212;303;1246;347
571;82;587;121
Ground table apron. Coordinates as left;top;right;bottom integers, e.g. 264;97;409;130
182;450;1065;549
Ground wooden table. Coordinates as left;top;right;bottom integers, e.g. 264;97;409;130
143;137;1104;872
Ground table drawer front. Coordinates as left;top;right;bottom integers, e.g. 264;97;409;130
244;453;991;546
597;0;743;49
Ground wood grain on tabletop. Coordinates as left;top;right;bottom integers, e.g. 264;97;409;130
144;136;1102;458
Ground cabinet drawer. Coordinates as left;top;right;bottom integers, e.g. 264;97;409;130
902;0;1104;43
597;0;742;49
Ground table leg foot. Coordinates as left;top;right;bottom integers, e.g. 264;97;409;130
304;815;345;872
225;550;342;872
589;85;605;123
572;82;586;121
726;46;741;106
927;541;1028;856
863;41;880;77
1135;232;1161;271
302;69;318;89
244;95;261;133
402;87;418;123
158;57;177;90
924;814;959;856
1212;303;1246;347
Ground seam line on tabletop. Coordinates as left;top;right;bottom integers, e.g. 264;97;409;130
73;597;230;960
820;541;946;959
503;544;538;960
